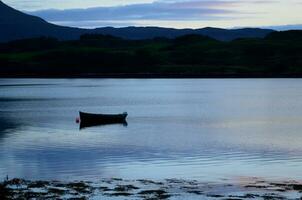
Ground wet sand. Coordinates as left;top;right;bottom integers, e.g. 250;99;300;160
1;178;302;199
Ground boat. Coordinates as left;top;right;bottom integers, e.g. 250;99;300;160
79;111;128;129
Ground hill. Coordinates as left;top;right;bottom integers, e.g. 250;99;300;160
0;1;86;42
92;27;273;41
0;1;274;42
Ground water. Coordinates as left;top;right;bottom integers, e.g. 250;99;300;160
1;78;302;182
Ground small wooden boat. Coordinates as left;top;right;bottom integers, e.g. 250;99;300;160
79;111;128;129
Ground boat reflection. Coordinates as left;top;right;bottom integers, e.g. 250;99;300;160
79;120;128;130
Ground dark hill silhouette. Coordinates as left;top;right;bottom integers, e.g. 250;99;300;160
90;26;274;41
266;30;302;40
0;1;85;42
0;1;274;42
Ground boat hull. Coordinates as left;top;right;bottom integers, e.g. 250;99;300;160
79;111;128;128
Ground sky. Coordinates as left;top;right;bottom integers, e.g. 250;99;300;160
3;0;302;29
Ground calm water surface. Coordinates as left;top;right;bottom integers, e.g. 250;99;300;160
1;79;302;182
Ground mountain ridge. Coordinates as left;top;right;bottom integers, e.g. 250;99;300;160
0;1;274;42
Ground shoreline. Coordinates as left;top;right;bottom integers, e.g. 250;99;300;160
1;178;302;199
1;73;302;79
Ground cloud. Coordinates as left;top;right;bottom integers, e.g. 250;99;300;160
25;0;284;28
28;0;238;22
50;20;139;28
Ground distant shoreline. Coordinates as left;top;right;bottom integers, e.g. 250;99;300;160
1;73;302;78
1;31;302;79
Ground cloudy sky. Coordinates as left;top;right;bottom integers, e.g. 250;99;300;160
3;0;302;29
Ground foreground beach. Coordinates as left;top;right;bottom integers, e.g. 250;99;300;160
1;178;302;199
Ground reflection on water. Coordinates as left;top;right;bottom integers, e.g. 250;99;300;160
79;120;128;130
0;113;21;142
1;79;302;182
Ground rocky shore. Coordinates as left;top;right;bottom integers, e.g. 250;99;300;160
1;178;302;199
